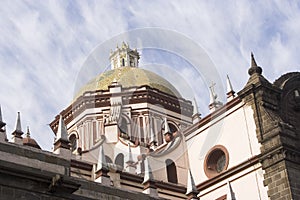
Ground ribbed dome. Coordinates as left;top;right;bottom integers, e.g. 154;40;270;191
75;67;181;99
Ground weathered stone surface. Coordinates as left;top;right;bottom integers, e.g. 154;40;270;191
239;71;300;200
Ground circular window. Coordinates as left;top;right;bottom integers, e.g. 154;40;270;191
204;145;229;178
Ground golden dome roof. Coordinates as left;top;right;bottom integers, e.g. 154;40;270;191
75;67;181;99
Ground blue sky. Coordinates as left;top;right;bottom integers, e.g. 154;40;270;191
0;1;299;150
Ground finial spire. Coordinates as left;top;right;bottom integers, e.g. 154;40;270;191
95;144;110;185
209;82;217;105
56;115;69;142
142;157;154;184
97;144;108;171
121;41;128;48
11;112;24;144
142;156;158;196
53;115;71;157
0;105;7;142
208;82;223;112
186;169;199;199
248;52;262;76
125;142;136;173
251;52;257;67
12;112;23;136
126;142;134;164
226;75;235;100
15;112;22;133
0;105;3;123
26;126;30;138
227;181;236;200
0;105;6;129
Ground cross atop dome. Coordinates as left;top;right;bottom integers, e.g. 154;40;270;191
109;42;140;69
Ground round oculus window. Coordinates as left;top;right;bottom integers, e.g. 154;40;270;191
204;145;229;178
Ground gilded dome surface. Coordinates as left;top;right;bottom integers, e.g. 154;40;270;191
75;67;181;99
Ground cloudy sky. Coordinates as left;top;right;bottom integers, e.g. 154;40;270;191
0;1;299;150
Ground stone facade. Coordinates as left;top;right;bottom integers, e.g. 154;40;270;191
0;47;299;199
0;141;162;200
238;57;300;200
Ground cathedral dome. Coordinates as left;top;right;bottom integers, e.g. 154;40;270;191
75;66;181;99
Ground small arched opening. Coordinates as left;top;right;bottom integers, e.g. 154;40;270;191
69;134;77;152
119;117;128;134
122;58;125;66
165;159;178;184
115;153;124;169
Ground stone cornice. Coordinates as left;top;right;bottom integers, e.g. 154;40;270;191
0;157;80;195
0;142;70;167
50;86;192;134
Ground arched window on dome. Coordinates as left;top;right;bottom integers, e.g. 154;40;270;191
122;58;125;67
165;159;178;184
119;117;128;134
130;57;134;67
140;159;145;174
119;115;131;141
115;153;124;169
69;134;77;152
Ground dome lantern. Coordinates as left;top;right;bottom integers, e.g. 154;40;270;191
109;42;140;69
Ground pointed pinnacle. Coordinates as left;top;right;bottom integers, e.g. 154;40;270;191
226;74;234;94
142;157;153;184
0;105;5;129
248;52;262;76
97;144;108;171
186;169;198;195
251;52;257;67
56;115;69;142
209;86;216;105
126;142;134;164
12;112;23;137
122;41;127;48
227;180;235;200
0;105;3;122
26;126;30;138
163;118;171;135
15;112;22;133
